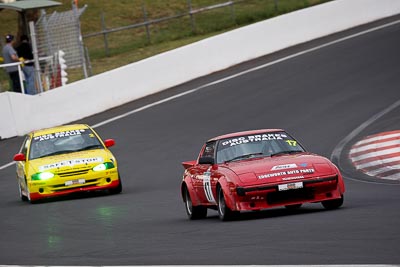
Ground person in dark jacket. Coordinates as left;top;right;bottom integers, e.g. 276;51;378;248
16;35;36;95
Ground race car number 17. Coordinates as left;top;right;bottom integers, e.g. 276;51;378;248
203;167;216;203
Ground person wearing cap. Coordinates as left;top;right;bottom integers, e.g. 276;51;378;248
2;34;22;93
17;35;36;95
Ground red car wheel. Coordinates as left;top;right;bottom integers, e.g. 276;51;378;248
321;195;344;210
184;188;207;220
217;187;238;221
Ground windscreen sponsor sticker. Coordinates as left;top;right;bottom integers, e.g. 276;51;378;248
34;129;86;142
222;133;288;147
258;168;315;179
39;157;103;171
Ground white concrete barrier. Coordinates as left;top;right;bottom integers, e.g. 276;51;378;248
1;0;400;139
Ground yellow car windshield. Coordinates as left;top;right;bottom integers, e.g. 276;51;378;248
29;129;103;160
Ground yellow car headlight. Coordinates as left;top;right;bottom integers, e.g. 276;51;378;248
92;162;115;172
32;171;54;181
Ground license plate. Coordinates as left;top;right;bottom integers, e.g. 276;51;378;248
65;179;85;186
278;182;303;191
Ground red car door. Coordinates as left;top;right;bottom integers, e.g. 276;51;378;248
191;141;218;205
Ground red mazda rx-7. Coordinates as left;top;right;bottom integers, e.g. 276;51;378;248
181;129;345;221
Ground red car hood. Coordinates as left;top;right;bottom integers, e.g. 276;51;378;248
223;153;337;186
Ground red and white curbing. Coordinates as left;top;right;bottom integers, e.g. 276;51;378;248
349;130;400;180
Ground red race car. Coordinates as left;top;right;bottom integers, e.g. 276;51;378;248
181;129;345;221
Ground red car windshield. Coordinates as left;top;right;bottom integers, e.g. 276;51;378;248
216;131;305;163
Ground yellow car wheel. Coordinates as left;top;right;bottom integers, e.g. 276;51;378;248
18;182;28;202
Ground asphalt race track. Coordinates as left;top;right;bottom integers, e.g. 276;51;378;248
0;15;400;266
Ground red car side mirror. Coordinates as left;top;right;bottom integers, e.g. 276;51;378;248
104;139;115;148
198;157;215;165
13;153;26;161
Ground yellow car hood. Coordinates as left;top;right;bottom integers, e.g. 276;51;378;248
28;149;115;174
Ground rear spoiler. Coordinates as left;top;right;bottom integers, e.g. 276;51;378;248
182;160;196;169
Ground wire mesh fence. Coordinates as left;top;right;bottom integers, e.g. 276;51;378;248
34;4;88;81
0;3;88;93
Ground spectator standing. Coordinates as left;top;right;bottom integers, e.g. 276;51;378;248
1;34;21;93
17;35;36;95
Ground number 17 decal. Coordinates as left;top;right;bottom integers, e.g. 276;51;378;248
286;140;297;146
203;167;216;203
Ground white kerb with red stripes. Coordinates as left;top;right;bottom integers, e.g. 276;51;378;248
349;130;400;180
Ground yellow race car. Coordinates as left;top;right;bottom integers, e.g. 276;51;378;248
13;124;122;203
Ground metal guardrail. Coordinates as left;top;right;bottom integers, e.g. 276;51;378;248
84;1;238;38
0;55;55;94
82;0;262;56
0;62;25;94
